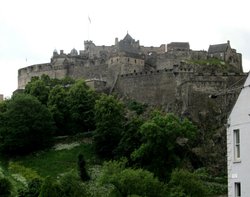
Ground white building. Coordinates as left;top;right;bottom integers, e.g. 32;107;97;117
227;73;250;197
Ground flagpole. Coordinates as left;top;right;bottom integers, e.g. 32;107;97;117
88;16;91;40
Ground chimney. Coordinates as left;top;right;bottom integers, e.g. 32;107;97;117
60;50;64;55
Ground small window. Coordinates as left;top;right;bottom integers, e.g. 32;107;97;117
235;182;241;197
234;129;240;161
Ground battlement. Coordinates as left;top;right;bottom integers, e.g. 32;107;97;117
119;67;245;79
18;63;52;75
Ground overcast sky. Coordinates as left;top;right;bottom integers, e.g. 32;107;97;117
1;0;250;97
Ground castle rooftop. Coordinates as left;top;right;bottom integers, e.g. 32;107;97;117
208;41;230;53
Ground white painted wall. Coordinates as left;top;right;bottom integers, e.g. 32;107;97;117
227;73;250;197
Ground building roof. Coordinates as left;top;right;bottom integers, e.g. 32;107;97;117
118;33;139;54
123;33;134;42
167;42;190;51
168;42;190;48
208;43;229;53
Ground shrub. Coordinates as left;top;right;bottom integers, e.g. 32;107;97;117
99;160;167;197
18;178;43;197
168;169;209;197
59;172;88;197
38;177;62;197
0;176;12;197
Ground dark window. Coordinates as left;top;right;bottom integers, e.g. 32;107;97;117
235;182;241;197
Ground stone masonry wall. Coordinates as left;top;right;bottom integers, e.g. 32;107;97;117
18;63;66;89
114;70;177;105
114;70;247;115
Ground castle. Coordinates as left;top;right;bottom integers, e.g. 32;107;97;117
17;34;247;174
18;33;246;121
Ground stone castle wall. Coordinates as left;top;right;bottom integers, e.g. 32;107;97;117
140;44;166;54
18;62;110;89
18;63;59;89
115;69;177;105
114;70;246;125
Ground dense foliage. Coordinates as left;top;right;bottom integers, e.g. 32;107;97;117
0;176;12;197
67;80;96;133
131;111;197;180
168;169;208;197
94;94;125;159
0;94;55;155
114;117;143;160
99;159;167;197
0;75;228;196
47;85;69;135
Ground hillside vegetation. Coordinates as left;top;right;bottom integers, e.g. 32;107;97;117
0;75;227;196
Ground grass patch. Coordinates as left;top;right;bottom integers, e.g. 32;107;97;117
187;58;224;66
9;142;99;178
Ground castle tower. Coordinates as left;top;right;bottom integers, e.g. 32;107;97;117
53;49;58;57
118;33;140;54
70;48;78;56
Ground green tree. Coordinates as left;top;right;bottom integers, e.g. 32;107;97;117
99;160;167;197
94;95;125;159
114;117;143;160
25;75;75;106
25;76;50;105
131;111;197;180
126;100;147;115
67;80;96;133
0;94;55;155
47;85;70;135
168;169;208;197
0;177;12;197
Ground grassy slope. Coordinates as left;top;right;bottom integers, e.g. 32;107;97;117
0;137;227;197
10;142;97;178
0;136;99;180
0;138;111;197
